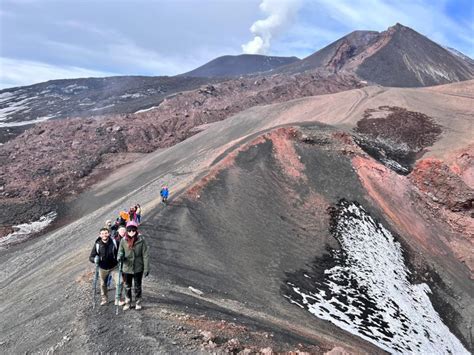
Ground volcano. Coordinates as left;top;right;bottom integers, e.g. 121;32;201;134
0;22;473;353
180;54;300;78
279;23;474;87
0;79;472;353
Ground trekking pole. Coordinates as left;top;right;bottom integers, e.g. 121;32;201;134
92;256;99;309
115;251;124;315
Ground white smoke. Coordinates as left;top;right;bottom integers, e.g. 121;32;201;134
242;0;302;55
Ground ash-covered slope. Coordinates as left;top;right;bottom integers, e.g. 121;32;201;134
446;46;474;66
279;23;474;87
180;54;300;78
278;30;380;74
154;126;470;354
356;24;474;87
0;82;472;353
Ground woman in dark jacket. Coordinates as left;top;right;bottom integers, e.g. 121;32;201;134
117;221;149;310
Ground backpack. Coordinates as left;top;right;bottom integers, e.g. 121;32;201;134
96;238;118;255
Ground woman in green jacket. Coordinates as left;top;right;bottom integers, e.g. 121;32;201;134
118;221;150;310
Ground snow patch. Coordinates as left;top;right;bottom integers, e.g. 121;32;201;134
0;92;15;103
285;201;468;354
134;106;158;114
380;157;409;174
0;115;56;127
0;212;57;249
120;93;144;99
62;84;88;93
0;94;41;121
91;104;115;111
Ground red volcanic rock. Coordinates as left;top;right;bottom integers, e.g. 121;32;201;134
353;155;473;275
266;127;307;182
410;158;474;213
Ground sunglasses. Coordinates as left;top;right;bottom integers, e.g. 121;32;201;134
127;229;137;233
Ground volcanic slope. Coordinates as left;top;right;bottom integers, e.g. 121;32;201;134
0;81;472;353
279;23;474;87
180;54;300;78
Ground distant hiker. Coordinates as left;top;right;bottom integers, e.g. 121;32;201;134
160;186;169;203
117;221;150;311
129;207;137;223
105;220;113;236
110;219;120;240
135;204;142;224
89;227;119;306
119;210;129;224
115;225;127;242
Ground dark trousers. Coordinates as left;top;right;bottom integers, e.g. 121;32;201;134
123;272;143;301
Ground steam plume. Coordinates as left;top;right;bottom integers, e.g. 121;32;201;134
242;0;302;55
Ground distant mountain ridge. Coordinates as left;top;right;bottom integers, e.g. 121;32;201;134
1;23;473;142
180;54;300;78
277;23;474;87
0;75;219;141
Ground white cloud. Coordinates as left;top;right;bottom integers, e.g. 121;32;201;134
0;57;116;89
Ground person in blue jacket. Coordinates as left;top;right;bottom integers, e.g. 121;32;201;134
160;185;169;203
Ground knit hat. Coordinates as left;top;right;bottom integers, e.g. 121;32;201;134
126;220;138;228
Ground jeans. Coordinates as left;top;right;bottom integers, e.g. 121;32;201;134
123;272;143;301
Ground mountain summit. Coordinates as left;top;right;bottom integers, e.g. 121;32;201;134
279;23;474;87
180;54;300;78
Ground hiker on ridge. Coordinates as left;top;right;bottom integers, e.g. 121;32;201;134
89;227;119;306
128;206;137;223
160;186;169;203
119;211;129;225
117;221;149;310
135;204;142;224
114;225;127;242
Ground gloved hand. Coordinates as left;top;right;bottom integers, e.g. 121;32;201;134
117;252;125;263
145;271;149;277
94;255;99;264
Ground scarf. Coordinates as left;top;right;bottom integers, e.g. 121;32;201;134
125;234;137;249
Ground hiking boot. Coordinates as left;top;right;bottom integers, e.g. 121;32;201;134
123;298;131;311
135;299;142;310
115;299;125;306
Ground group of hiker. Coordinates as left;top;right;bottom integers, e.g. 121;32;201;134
114;203;142;227
88;185;170;311
89;218;149;311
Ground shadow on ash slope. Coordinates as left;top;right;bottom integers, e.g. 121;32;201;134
284;199;468;354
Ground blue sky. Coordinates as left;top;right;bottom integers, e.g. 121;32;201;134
0;0;473;89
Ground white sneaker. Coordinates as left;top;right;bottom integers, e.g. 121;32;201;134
123;303;131;311
135;300;142;310
115;299;125;306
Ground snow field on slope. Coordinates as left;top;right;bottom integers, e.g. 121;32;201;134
287;201;468;354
